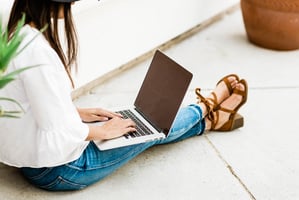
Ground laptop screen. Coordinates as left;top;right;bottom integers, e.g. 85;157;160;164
134;50;193;135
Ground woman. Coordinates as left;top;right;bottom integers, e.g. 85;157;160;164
0;0;248;191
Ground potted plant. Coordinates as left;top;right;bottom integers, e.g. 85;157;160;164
0;15;44;118
240;0;299;50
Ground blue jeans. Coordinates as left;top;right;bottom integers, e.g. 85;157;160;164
21;104;205;191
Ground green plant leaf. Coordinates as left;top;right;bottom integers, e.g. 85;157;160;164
0;14;25;72
0;77;14;89
3;65;38;79
1;110;21;114
0;65;39;89
0;14;47;119
0;112;22;118
0;106;22;118
0;42;24;73
0;97;24;112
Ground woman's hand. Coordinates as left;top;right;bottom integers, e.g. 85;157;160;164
87;117;137;140
77;107;122;123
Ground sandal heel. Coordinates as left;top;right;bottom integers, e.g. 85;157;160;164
231;113;244;130
216;113;244;132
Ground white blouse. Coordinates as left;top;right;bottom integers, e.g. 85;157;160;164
0;25;89;168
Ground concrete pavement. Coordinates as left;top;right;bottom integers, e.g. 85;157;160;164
1;4;299;200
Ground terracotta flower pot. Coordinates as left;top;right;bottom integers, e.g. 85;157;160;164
241;0;299;50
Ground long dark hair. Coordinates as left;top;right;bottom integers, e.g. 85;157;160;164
8;0;78;87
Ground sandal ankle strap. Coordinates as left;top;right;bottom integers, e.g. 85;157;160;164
195;88;218;125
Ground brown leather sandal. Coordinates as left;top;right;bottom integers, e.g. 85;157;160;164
216;74;240;95
211;79;248;131
196;78;248;131
195;88;218;122
210;108;244;131
195;74;240;120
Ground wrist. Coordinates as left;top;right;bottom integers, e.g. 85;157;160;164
86;125;107;141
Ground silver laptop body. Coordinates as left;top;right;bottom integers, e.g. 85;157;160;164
93;50;193;150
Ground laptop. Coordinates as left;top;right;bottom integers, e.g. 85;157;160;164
93;50;193;150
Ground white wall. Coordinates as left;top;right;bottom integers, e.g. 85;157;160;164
0;0;239;88
72;0;239;88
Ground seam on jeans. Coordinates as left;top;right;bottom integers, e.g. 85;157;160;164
40;176;87;190
189;104;203;119
65;142;97;171
87;144;148;170
189;104;205;135
24;168;53;180
65;142;99;171
168;105;202;139
65;142;149;171
65;163;83;171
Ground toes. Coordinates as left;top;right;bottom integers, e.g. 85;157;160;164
221;76;238;95
227;76;238;89
234;81;245;92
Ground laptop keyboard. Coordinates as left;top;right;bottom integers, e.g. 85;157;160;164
117;109;154;139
